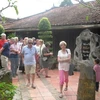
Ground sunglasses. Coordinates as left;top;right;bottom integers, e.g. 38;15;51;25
28;42;33;44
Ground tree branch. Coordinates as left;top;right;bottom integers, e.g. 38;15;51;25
0;1;15;16
75;0;100;12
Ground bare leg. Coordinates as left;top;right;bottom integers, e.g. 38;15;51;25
26;74;30;86
31;73;36;89
64;71;68;91
60;85;63;93
32;74;35;85
59;84;63;98
26;74;30;83
45;68;51;78
59;70;64;98
44;68;48;76
39;68;45;75
65;83;68;88
36;64;40;78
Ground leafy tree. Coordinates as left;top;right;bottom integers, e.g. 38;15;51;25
0;0;18;22
60;0;73;7
38;17;53;45
0;24;5;34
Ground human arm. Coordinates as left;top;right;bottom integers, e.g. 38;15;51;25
20;46;25;63
57;50;71;63
0;43;7;54
0;47;4;54
42;48;53;57
93;65;97;72
58;56;70;62
10;44;20;54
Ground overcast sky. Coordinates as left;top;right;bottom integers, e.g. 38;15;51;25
1;0;93;19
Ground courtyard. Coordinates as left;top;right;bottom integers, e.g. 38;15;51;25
12;69;100;100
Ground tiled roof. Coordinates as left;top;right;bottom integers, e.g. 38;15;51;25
0;17;16;24
4;1;100;31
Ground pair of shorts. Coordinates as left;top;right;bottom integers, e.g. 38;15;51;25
25;65;36;74
1;55;8;70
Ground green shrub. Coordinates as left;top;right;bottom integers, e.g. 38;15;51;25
7;33;16;39
0;82;17;100
0;24;5;34
38;17;53;48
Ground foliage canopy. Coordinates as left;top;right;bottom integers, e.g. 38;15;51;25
0;0;18;22
0;82;17;100
60;0;73;7
38;17;53;44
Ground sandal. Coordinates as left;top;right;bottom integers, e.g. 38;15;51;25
31;85;36;89
26;82;30;87
59;93;63;98
45;76;51;78
64;87;68;91
36;72;40;78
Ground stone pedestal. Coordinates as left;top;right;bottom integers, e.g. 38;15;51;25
77;61;95;100
0;69;12;83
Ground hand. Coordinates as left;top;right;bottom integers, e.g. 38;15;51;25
16;50;20;54
50;52;53;56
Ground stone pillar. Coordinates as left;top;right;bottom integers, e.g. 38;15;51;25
77;61;95;100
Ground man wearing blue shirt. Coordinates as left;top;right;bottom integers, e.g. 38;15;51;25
21;38;38;89
0;38;14;71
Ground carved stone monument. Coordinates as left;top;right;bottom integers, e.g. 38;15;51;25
74;29;100;69
74;29;100;100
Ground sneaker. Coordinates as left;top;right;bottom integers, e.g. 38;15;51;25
45;76;51;78
59;93;63;98
15;73;18;76
31;85;36;89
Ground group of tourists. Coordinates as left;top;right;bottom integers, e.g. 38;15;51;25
0;33;54;86
0;33;100;98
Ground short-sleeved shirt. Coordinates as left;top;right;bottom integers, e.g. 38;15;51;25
58;49;71;71
10;43;20;54
40;44;45;56
1;42;10;57
21;45;37;66
34;45;40;55
93;64;100;82
0;39;7;49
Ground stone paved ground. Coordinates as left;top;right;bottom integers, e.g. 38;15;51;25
12;69;100;100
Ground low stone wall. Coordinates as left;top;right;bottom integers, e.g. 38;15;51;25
0;69;12;83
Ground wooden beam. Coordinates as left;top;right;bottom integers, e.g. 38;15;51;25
5;24;100;32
